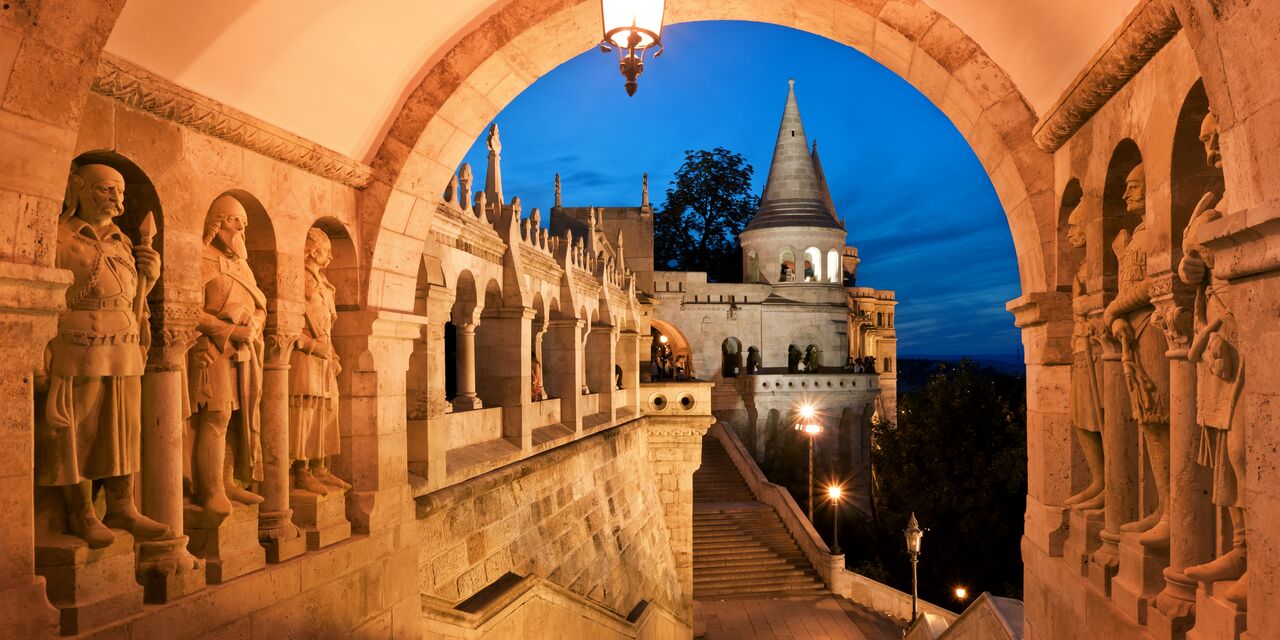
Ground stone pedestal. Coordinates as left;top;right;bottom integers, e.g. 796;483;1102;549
35;533;143;635
1187;585;1245;640
1150;570;1200;640
185;503;266;584
291;489;351;550
136;536;205;604
1090;531;1121;596
259;509;306;563
1112;532;1169;625
1064;508;1105;576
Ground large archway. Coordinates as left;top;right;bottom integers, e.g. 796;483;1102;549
359;0;1055;313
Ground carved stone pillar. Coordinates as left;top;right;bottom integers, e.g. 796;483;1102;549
586;323;618;422
545;318;584;433
1150;289;1212;636
136;318;206;602
482;306;533;450
617;330;642;415
258;330;305;562
452;319;482;411
1091;322;1139;595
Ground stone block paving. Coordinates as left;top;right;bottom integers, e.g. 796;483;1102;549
696;595;902;639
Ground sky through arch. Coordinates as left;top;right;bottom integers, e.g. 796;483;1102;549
458;20;1021;358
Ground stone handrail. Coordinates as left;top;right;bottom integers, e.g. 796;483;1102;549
708;422;958;626
422;572;690;638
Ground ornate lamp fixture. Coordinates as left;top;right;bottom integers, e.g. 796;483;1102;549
599;0;666;96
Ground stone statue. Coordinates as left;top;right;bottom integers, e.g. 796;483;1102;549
188;195;267;522
1102;163;1172;550
787;345;802;373
531;357;545;401
1064;203;1105;510
35;163;169;548
803;344;821;372
289;229;349;496
746;346;761;374
615;364;623;390
1180;111;1247;604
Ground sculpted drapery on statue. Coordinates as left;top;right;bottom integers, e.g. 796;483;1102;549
289;228;349;495
187;195;267;522
1102;163;1172;550
35;163;169;548
1180;111;1248;605
1064;203;1105;510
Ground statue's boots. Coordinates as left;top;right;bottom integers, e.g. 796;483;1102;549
102;475;169;540
1186;547;1246;584
1121;508;1162;534
293;465;328;496
1138;517;1170;551
1073;491;1105;511
194;414;232;520
1225;571;1248;607
63;482;115;549
222;451;263;505
312;465;350;490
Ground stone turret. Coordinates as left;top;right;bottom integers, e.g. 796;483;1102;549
739;79;848;285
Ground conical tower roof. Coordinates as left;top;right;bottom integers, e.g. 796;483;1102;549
744;79;843;232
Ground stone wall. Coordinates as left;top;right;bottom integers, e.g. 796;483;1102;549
415;417;688;620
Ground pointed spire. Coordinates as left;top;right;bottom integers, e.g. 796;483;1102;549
485;123;503;206
744;79;842;232
554;173;562;208
641;172;650;209
810;139;841;225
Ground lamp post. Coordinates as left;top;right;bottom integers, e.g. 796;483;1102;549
905;513;924;625
794;405;823;520
827;485;842;555
598;0;666;96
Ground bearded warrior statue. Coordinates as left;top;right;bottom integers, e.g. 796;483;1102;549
1064;203;1105;510
35;163;169;548
188;195;267;522
1180;112;1248;605
1103;163;1172;550
289;228;349;495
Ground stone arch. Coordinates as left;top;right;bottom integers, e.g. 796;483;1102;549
1169;80;1221;263
721;337;742;378
779;246;797;282
1101;139;1144;285
826;249;839;283
218;189;279;302
360;0;1056;314
309;216;361;310
746;250;759;283
803;246;822;282
1054;178;1084;291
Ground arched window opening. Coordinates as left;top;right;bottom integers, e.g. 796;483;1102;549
779;247;796;282
747;251;759;283
804;247;821;282
721;338;742;377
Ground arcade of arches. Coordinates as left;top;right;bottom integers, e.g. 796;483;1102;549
2;1;1280;639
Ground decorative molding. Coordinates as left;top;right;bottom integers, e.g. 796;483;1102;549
92;54;375;189
1032;0;1181;152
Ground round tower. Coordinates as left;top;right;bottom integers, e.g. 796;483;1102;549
739;79;848;285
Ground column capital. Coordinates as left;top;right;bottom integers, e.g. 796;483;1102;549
1006;290;1071;328
264;332;300;369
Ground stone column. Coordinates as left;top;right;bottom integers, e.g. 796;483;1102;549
452;317;482;411
1091;324;1139;594
586;322;618;421
618;329;642;415
1150;290;1212;634
416;289;454;492
136;319;206;602
545;318;584;433
484;307;534;450
258;330;305;563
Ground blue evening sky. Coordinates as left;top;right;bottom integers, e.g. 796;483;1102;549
459;21;1021;358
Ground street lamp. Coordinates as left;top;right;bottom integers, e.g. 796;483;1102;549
794;405;823;520
827;485;843;555
905;513;924;625
598;0;666;96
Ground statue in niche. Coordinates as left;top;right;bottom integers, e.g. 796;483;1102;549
1064;204;1105;510
1180;111;1247;604
746;346;761;374
289;229;349;495
615;364;623;390
803;344;821;372
34;163;169;548
188;195;267;521
531;357;545;401
787;345;802;373
1102;163;1172;550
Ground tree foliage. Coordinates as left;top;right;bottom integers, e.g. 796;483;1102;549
653;148;758;281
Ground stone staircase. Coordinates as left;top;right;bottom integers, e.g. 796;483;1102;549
693;435;827;600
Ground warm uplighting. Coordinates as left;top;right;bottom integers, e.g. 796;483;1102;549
954;586;969;601
658;334;668;344
598;0;666;96
826;485;842;502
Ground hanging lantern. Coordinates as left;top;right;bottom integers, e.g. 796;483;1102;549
599;0;666;96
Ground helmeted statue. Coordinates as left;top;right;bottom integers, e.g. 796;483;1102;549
1064;203;1105;510
1103;163;1172;550
289;228;348;495
188;195;267;522
35;163;169;548
1180;111;1248;605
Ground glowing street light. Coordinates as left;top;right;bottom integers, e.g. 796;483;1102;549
905;513;924;624
599;0;666;96
953;586;969;602
827;484;843;555
794;405;823;520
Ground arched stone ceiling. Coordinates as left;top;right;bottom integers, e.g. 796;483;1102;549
105;0;1138;162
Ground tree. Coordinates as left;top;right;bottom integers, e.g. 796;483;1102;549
654;148;758;281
